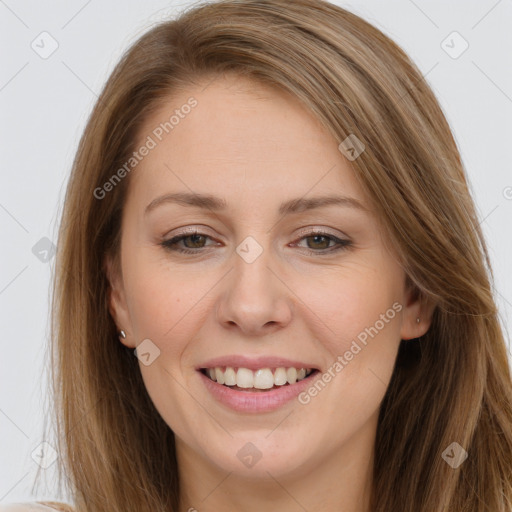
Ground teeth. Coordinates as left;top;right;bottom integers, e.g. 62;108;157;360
224;367;237;386
274;367;288;385
286;367;297;384
204;366;313;388
236;368;254;388
253;369;274;389
215;367;225;385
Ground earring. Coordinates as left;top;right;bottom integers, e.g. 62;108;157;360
416;318;420;323
118;330;126;339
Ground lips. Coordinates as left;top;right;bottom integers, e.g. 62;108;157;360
196;355;320;411
197;356;319;388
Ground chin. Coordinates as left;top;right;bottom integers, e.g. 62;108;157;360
201;430;317;479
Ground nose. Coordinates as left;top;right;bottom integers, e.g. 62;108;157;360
216;244;293;337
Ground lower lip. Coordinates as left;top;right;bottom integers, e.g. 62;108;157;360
198;370;318;413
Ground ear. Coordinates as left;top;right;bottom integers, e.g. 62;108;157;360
104;252;136;348
400;277;436;340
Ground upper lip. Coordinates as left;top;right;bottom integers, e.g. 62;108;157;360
197;355;319;371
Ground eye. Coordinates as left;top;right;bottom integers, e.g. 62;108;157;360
291;230;352;255
160;229;352;255
161;230;216;254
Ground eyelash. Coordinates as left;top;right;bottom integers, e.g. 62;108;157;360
160;229;352;256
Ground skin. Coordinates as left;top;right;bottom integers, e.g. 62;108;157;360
107;73;434;512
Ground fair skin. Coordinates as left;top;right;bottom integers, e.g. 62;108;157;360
107;73;434;512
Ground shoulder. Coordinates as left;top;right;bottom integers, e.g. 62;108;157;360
0;503;73;512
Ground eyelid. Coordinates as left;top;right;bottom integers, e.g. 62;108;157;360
293;225;348;239
164;225;217;239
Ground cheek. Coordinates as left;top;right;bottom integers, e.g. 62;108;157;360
122;259;211;435
298;264;403;357
123;253;215;356
294;269;403;424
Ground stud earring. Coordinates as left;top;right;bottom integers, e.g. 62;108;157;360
118;330;126;339
416;318;420;323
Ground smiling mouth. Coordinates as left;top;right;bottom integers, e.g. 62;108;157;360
200;366;319;392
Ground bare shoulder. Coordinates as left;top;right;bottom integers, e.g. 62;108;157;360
0;503;74;512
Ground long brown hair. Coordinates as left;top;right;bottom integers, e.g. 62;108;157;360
36;0;512;510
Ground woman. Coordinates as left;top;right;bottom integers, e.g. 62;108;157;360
4;0;511;510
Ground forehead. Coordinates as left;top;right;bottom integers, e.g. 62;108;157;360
128;74;369;210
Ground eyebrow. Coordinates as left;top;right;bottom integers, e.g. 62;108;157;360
144;192;368;216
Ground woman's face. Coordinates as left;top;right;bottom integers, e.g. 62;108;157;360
107;74;429;480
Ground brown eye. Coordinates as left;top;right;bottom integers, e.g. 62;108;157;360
292;231;352;255
180;234;208;249
304;235;332;250
161;232;217;254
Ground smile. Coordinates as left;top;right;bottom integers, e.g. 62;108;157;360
201;366;314;390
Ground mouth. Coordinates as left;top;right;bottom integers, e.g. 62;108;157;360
196;356;321;412
199;366;319;392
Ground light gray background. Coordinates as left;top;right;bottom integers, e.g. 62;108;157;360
1;0;511;504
